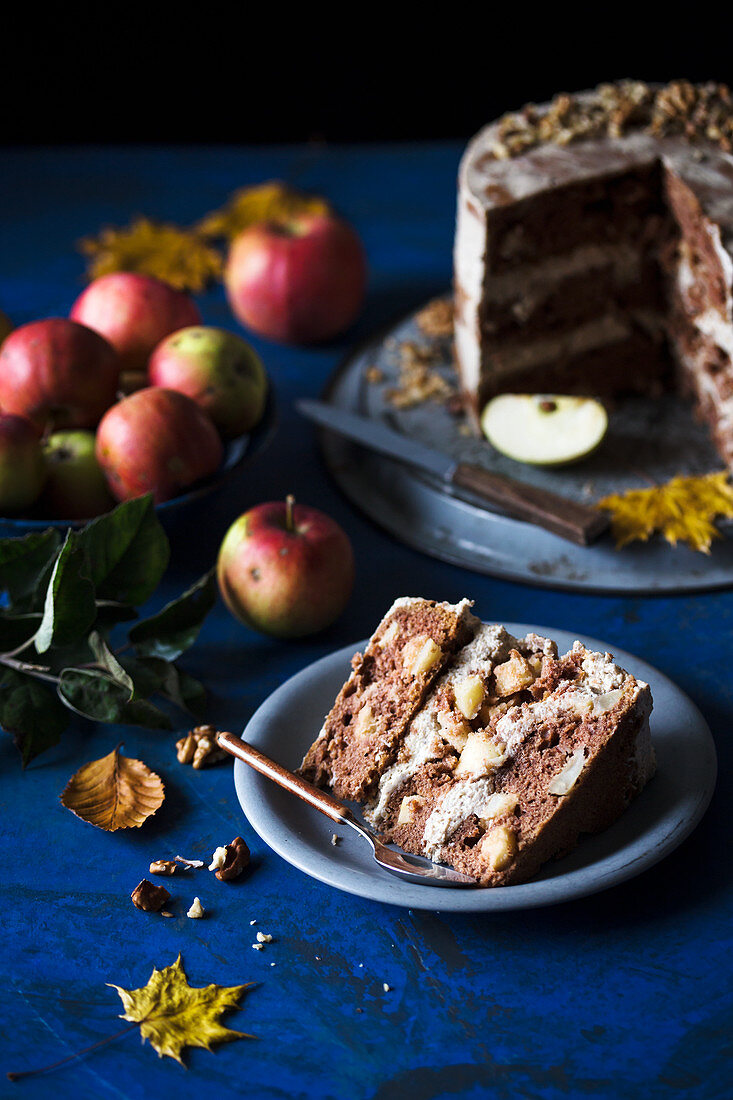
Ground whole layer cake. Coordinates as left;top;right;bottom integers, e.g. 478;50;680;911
300;599;655;887
453;80;733;468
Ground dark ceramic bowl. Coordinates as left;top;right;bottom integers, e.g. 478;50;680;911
0;387;278;539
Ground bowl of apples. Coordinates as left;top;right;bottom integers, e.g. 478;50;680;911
0;273;275;535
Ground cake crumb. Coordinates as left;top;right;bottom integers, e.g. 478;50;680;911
252;943;263;951
250;919;257;925
187;897;205;919
383;983;391;993
256;932;273;944
160;911;174;918
330;833;341;846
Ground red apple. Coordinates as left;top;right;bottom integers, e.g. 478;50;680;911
224;212;367;345
0;413;46;512
0;319;120;431
149;326;268;437
42;430;114;519
217;495;354;637
70;273;201;381
95;387;224;504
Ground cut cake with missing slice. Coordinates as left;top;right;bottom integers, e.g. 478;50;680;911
300;603;655;887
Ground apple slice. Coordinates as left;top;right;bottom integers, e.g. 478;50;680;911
480;394;608;466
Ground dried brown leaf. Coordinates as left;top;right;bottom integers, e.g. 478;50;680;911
60;744;165;830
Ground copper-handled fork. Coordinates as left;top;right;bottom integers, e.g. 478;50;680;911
216;731;478;887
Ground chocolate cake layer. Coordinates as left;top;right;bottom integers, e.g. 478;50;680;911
299;598;478;802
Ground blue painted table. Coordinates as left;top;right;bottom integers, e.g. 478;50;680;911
1;145;731;1100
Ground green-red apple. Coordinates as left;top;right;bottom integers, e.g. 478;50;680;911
224;212;367;345
148;326;268;437
70;272;201;375
0;318;120;431
41;430;114;519
0;413;46;513
95;387;223;504
217;496;354;637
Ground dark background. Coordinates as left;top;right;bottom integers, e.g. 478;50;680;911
2;22;731;145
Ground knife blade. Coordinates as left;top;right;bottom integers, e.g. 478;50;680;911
297;399;609;547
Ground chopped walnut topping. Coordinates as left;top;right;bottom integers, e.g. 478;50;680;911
385;340;456;410
176;725;229;768
487;80;733;160
415;297;454;339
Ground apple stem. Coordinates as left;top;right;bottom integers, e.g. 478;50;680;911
285;494;295;532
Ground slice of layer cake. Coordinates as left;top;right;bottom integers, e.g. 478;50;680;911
301;605;655;887
299;597;478;801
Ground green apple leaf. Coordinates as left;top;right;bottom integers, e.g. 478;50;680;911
0;528;63;612
88;631;135;697
58;668;173;729
76;495;170;606
129;570;217;660
35;532;97;654
0;667;69;766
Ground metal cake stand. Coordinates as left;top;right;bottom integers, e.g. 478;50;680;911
317;302;733;595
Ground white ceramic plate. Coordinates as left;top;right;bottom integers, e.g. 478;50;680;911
233;625;717;911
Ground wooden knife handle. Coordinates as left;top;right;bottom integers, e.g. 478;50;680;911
451;463;609;546
216;730;348;825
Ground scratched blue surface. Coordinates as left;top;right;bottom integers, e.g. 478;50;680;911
0;145;731;1100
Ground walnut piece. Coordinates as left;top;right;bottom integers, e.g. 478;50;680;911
149;859;177;876
415;297;454;339
216;836;250;882
176;725;229;769
480;826;517;871
131;879;171;913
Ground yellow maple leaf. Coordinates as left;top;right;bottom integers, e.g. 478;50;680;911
108;954;254;1065
597;470;733;553
79;217;223;292
197;180;331;240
